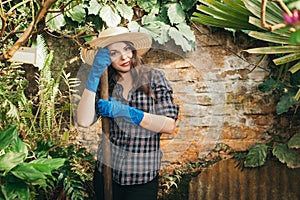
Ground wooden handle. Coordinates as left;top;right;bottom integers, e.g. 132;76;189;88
99;68;112;200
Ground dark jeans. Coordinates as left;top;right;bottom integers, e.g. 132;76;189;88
93;167;159;200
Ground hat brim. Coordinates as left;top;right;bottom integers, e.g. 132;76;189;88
80;32;152;66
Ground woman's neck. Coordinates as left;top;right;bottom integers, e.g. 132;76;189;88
118;71;133;100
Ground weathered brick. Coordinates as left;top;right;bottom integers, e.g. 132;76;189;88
73;24;276;169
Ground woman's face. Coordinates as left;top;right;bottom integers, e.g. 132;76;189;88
107;42;133;75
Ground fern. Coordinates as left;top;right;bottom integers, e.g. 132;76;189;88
33;50;81;141
0;64;32;130
34;49;65;139
62;68;81;132
53;145;95;200
33;34;49;70
37;50;55;136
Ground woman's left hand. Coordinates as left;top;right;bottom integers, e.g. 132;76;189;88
97;97;144;125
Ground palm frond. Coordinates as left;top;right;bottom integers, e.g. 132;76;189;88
190;0;300;115
273;53;300;65
289;61;300;73
243;0;284;25
193;0;300;70
248;31;290;44
248;17;291;36
191;0;260;30
245;45;300;54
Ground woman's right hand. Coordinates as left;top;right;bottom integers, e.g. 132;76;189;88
85;48;111;93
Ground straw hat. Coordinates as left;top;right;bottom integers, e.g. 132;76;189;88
80;27;152;66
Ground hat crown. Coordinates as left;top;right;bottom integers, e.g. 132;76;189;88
98;27;129;38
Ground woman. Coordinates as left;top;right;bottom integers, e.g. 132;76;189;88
77;27;179;200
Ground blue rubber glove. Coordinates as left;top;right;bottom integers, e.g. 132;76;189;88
85;48;111;93
97;97;144;125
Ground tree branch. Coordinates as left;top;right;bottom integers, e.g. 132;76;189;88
0;14;6;38
0;0;57;61
45;28;86;48
6;0;31;16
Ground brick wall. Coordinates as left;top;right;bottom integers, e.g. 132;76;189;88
74;24;277;170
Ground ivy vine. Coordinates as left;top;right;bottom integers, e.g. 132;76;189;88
0;0;198;61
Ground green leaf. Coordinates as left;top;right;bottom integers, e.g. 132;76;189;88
90;15;104;32
87;0;101;15
0;152;26;172
27;164;54;178
273;143;300;168
116;3;133;21
143;21;171;44
180;0;197;11
176;22;195;43
168;3;185;25
1;180;29;200
276;92;297;114
128;21;141;32
30;158;65;175
289;29;300;44
76;147;87;155
100;5;121;27
0;125;18;150
13;181;29;200
10;137;27;155
128;21;158;42
1;184;18;200
137;0;158;13
11;163;47;183
258;78;276;92
169;27;192;52
46;12;66;30
142;14;159;25
244;143;268;167
288;132;300;149
67;4;86;24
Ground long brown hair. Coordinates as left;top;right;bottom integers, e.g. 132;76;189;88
107;41;154;99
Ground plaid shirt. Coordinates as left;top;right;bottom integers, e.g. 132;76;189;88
96;68;179;185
